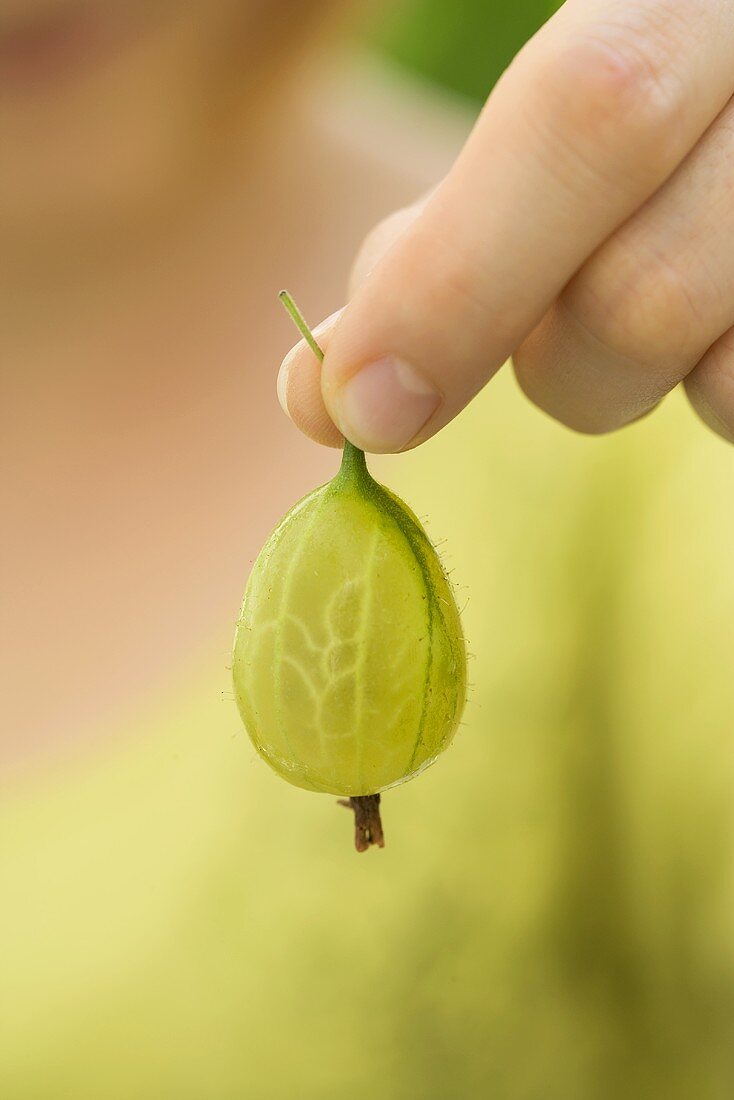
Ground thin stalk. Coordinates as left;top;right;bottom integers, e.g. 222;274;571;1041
278;290;368;481
278;289;325;364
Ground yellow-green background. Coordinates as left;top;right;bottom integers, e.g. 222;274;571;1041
2;3;733;1098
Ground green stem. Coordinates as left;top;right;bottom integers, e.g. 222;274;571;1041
278;290;368;482
278;289;325;364
339;438;368;480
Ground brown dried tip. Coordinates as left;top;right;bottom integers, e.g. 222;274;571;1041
337;794;385;852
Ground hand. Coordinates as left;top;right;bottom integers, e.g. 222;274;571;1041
278;0;734;452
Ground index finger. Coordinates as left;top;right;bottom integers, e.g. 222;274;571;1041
319;0;734;452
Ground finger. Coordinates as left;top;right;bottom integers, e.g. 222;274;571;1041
685;329;734;444
318;0;734;453
277;310;344;447
514;96;734;433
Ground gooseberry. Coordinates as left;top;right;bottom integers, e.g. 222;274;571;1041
232;293;467;849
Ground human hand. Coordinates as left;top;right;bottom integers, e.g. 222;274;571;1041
278;0;734;452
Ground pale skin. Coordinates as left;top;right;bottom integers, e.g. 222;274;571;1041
280;0;734;453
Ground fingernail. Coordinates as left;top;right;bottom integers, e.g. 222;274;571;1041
332;356;441;452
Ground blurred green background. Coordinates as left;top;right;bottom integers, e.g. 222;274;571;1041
372;0;562;101
2;3;733;1099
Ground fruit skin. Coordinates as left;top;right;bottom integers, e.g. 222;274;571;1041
232;444;467;797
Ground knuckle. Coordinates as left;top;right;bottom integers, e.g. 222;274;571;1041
512;323;626;436
515;358;621;436
528;29;685;172
568;242;702;372
514;306;661;436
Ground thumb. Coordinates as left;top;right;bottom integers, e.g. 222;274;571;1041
347;199;429;297
277;201;424;448
320;179;499;454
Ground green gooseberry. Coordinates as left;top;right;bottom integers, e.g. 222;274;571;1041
232;293;467;850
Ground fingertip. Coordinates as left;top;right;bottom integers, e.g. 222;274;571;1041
288;357;344;448
277;343;298;418
276;309;345;449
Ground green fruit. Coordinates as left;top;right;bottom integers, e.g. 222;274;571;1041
232;293;466;845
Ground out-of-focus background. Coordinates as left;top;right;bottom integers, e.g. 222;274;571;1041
372;0;561;100
2;2;733;1099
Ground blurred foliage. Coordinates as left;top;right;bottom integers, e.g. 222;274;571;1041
370;0;563;101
